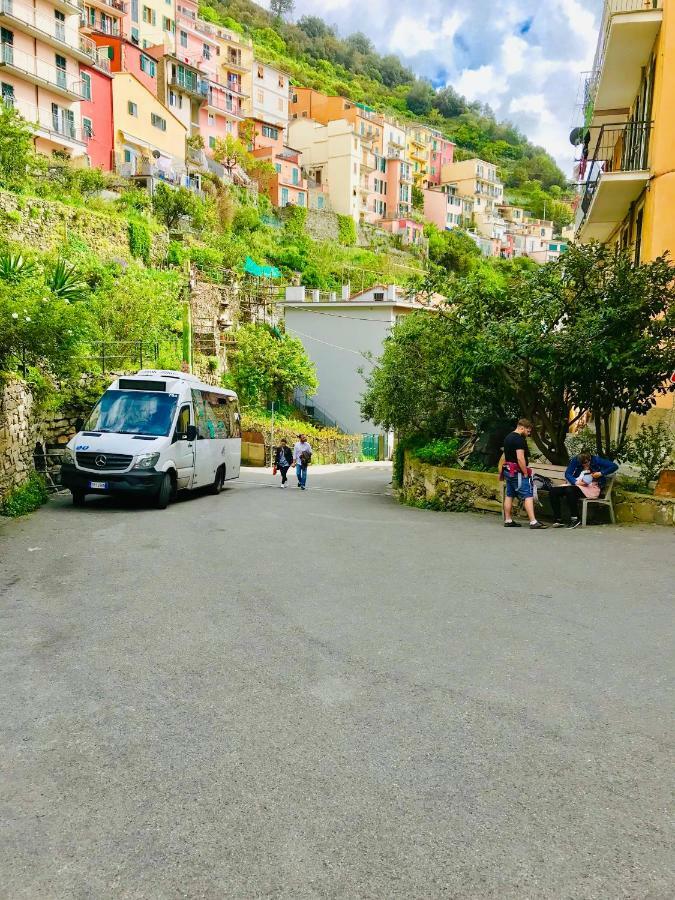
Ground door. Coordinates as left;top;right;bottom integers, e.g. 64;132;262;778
191;389;218;486
172;403;195;490
225;396;241;480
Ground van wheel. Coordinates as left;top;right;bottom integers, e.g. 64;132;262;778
155;473;172;510
210;465;225;495
72;490;86;507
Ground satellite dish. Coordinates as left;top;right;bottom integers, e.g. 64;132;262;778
569;127;584;147
152;149;161;159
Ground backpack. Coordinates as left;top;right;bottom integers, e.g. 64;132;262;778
300;449;312;467
532;473;554;493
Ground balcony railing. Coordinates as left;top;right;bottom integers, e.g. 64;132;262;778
4;96;87;143
0;42;83;96
580;120;652;216
1;0;99;61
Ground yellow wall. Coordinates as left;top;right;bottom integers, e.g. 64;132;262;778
135;0;174;50
112;72;187;163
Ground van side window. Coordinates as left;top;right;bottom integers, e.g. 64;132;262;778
176;405;190;436
228;398;241;438
191;389;211;439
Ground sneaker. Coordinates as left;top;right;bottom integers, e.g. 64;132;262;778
529;521;548;530
504;520;522;528
568;518;581;529
552;521;566;528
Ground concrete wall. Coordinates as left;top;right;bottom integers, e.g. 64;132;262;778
401;453;675;526
283;304;395;435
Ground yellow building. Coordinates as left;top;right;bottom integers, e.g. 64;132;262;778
128;0;176;50
405;124;433;187
576;0;673;261
576;0;674;429
111;71;187;189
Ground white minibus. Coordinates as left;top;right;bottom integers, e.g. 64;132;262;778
60;370;241;509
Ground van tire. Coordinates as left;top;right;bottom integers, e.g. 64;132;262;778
210;465;225;495
155;473;172;510
72;490;86;507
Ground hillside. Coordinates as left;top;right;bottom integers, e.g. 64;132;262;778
199;0;574;229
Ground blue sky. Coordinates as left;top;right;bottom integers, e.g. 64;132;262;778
274;0;605;173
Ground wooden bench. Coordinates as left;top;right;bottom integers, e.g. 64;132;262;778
500;460;617;526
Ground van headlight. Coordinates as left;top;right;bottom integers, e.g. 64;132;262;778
61;448;74;464
133;452;160;470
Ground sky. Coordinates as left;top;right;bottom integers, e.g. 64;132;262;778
277;0;605;175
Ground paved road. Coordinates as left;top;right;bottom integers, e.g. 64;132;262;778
1;464;673;899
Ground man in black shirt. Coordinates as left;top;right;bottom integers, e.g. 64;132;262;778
502;419;547;530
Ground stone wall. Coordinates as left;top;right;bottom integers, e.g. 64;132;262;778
0;379;36;500
0;190;167;265
401;452;675;526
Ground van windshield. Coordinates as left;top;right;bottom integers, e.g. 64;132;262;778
84;390;178;437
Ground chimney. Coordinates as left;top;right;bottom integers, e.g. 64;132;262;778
387;285;397;302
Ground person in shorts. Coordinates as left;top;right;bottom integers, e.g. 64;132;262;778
501;419;547;530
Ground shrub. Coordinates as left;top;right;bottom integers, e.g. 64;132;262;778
1;473;48;518
128;220;151;264
625;421;675;486
337;214;357;247
414;438;461;467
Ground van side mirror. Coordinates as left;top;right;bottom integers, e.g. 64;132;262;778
186;424;198;442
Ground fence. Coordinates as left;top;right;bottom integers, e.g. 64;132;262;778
81;339;182;375
580;120;652;217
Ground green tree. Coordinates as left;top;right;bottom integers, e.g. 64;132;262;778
228;323;317;407
0;103;33;191
433;85;465;119
151;183;198;230
406;80;435;116
426;225;481;276
269;0;294;21
411;184;424;211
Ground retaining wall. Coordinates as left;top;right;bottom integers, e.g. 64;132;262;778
401;452;675;527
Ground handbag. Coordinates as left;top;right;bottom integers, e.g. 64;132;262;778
272;465;277;475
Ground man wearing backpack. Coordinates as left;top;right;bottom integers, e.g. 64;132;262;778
293;433;313;490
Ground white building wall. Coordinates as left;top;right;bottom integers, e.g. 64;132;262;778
284;304;396;435
251;60;289;130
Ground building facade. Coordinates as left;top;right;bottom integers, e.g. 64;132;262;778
79;59;113;169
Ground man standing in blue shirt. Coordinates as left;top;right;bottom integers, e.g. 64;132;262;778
293;434;312;491
550;451;618;528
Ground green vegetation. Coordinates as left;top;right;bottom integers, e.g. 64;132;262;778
625;421;675;487
362;244;675;464
0;472;49;518
336;214;357;247
225;323;317;407
413;438;461;468
201;0;573;216
241;409;361;464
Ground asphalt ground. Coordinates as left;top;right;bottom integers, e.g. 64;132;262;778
1;463;673;899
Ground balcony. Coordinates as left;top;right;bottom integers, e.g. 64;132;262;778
169;73;209;100
6;97;87;149
84;0;127;14
0;0;99;64
578;120;651;241
587;1;663;119
0;43;84;99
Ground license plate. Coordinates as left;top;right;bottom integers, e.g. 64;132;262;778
88;481;108;490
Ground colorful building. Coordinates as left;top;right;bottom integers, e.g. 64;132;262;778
405;124;432;187
111;70;187;189
380;216;425;248
0;0;100;159
251;143;307;208
428;130;454;185
290;87;384;154
90;33;158;94
125;0;172;50
288;117;364;222
82;0;127;41
250;60;289;142
423;184;465;231
79;60;113;169
441;158;504;218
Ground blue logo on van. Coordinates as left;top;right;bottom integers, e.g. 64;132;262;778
76;444;90;451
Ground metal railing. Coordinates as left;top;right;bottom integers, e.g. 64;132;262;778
581;120;652;216
0;42;84;95
4;96;87;142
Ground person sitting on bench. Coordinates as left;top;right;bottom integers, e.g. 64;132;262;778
550;452;618;528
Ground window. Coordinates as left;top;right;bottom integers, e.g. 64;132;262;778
202;43;210;60
292;168;299;185
83;117;93;139
297;192;305;207
373;291;384;301
317;195;324;210
262;124;278;141
168;90;181;109
81;71;91;100
55;53;66;88
175;405;190;438
207;113;215;125
192;390;240;439
140;54;156;77
123;148;133;163
163;17;174;32
275;163;281;173
257;64;264;78
256;89;264;104
209;135;216;149
131;26;139;43
151;112;166;131
277;98;284;112
278;75;284;88
127;100;138;116
281;187;289;206
634;207;644;265
1;81;14;106
131;0;138;23
142;7;156;25
180;30;188;48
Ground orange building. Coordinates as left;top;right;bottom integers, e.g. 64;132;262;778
290;87;383;153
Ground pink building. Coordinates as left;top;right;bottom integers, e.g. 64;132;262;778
386;156;413;218
423;185;465;231
79;61;113;169
380;216;425;247
89;35;157;95
428;132;455;186
0;0;98;159
252;144;307;208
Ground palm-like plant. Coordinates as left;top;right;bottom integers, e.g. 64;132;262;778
47;258;88;302
0;252;37;284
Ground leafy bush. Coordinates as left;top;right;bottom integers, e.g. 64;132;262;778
413;438;461;467
625;421;675;486
47;258;89;302
0;104;34;191
1;473;48;518
337;214;357;247
0;252;37;284
241;410;361;465
128;220;151;264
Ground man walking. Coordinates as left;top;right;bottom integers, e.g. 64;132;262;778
502;419;547;530
274;439;293;488
293;433;313;491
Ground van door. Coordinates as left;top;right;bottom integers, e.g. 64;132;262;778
226;398;241;479
191;389;217;487
173;403;195;490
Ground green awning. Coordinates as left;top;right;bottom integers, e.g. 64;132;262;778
244;256;281;279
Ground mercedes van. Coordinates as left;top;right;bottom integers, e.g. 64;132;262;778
60;370;241;509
